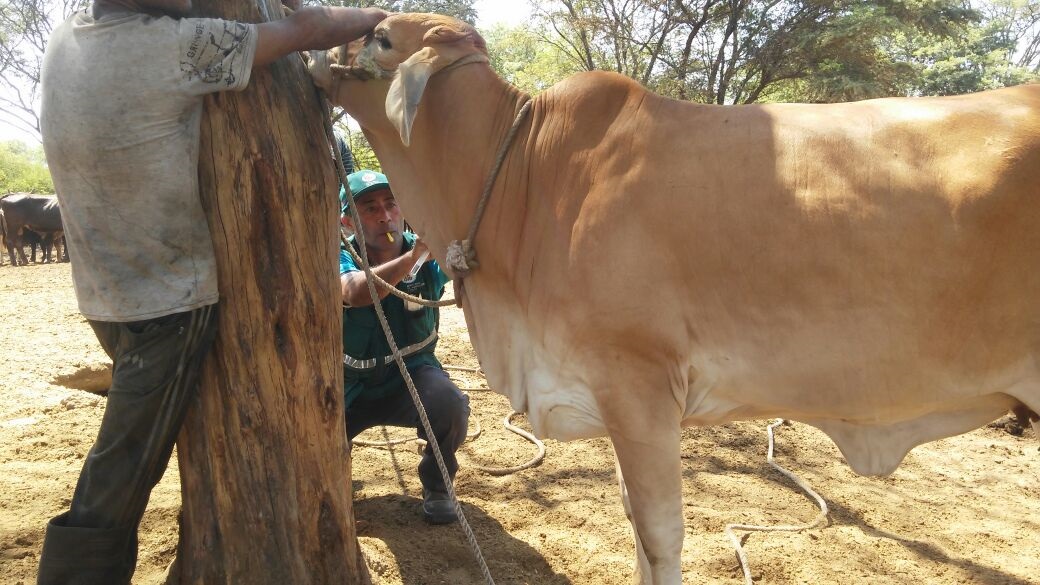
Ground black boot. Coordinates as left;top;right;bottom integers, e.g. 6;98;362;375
37;512;137;585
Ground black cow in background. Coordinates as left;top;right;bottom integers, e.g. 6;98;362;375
1;193;65;266
1;208;53;265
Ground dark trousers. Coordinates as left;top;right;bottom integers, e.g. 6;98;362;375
37;304;218;585
347;365;470;493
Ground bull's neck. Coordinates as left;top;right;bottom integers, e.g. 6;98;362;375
376;64;531;287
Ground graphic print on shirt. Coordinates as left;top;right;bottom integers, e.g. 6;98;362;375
181;20;251;87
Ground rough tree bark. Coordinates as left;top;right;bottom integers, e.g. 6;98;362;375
168;0;365;583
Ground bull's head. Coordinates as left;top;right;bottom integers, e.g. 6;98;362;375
334;13;488;146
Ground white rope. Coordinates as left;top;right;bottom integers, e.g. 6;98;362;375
724;419;830;585
321;98;496;585
468;411;546;475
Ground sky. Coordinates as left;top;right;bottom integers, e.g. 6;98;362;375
474;0;531;29
0;1;533;146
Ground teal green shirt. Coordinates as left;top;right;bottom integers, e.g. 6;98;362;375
340;232;449;407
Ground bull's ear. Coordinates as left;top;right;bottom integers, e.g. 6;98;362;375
385;25;482;146
385;47;446;147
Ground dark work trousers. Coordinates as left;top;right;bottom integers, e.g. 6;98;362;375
37;304;218;585
346;364;470;493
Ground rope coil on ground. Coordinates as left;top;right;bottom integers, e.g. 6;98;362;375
355;410;546;475
468;411;546;475
724;419;830;585
352;365;546;475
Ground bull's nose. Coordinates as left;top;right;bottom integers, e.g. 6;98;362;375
355;49;391;80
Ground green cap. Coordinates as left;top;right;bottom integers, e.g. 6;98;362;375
341;170;390;213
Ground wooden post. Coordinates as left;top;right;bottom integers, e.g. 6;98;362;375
169;0;365;583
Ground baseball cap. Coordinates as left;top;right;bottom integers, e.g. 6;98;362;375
341;170;391;213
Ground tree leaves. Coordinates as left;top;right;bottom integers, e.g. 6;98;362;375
502;0;1040;103
0;139;53;193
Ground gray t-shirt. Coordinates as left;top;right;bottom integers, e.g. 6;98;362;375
41;11;258;322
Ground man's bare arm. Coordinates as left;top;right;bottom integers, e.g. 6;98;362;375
341;244;428;307
253;6;386;68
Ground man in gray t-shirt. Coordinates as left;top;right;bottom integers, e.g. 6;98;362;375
37;0;386;583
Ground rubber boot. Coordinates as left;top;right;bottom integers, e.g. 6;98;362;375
37;512;136;585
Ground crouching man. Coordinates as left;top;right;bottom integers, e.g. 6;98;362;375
340;170;470;524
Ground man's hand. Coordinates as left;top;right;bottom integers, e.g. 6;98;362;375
254;6;390;69
410;238;430;264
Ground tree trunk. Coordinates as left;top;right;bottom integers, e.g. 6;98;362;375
169;0;364;583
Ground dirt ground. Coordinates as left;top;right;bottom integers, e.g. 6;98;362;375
1;262;1039;585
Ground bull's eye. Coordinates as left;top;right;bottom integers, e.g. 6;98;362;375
378;37;392;50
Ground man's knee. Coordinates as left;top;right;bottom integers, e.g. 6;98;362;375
414;366;469;432
427;373;469;417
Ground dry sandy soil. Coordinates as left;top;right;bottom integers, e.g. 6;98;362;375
2;262;1039;585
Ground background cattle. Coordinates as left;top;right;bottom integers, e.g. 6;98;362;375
317;14;1040;585
0;193;65;266
18;229;66;265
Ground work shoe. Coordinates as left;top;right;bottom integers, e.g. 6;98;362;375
421;489;458;525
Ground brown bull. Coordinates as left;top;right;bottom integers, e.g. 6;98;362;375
313;13;1040;584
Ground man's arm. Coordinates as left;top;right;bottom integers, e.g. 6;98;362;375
341;242;429;307
254;6;387;68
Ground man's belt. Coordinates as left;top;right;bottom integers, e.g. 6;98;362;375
343;331;438;371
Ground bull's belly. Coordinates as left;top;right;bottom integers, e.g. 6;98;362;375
682;352;1039;475
509;362;608;442
469;317;608;442
467;297;1040;470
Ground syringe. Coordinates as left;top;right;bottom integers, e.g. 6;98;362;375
408;250;430;278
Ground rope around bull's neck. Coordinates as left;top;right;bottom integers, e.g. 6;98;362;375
445;98;533;283
320;96;497;585
344;96;535;309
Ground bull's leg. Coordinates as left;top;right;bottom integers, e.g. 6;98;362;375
11;233;27;266
42;233;54;263
615;453;652;581
607;407;683;585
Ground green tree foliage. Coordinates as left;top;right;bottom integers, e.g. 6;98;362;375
336;123;381;172
786;1;1040;100
900;18;1036;95
483;23;580;93
984;0;1040;72
523;0;1040;103
0;140;53;193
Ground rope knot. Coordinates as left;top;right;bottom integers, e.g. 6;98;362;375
446;239;479;278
